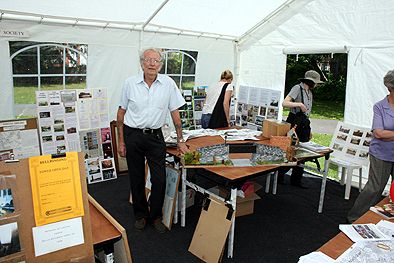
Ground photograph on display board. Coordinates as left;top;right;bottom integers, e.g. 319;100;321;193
64;106;76;114
86;158;102;184
193;99;204;112
102;143;113;159
0;222;21;258
41;126;51;133
55;135;65;141
352;129;364;137
101;127;111;143
332;143;344;151
102;168;116;180
39;111;51;119
0;151;12;162
60;90;77;103
255;115;265;126
78;91;92;99
267;107;279;119
0;188;14;218
80;129;101;159
101;159;113;169
56;145;66;154
259;106;267;117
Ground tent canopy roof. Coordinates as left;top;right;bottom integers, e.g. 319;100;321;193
0;0;289;40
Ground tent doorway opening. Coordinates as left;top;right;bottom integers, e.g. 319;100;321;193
284;53;347;121
284;53;348;180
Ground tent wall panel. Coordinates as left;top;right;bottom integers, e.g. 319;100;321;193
345;48;394;128
0;21;234;121
239;0;394;127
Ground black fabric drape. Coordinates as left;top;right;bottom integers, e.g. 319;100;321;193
208;83;229;128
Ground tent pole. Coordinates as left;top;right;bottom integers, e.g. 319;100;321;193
233;41;240;99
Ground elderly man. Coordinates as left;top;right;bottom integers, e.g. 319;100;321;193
117;48;188;233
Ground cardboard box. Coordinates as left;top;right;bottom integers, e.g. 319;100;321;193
263;119;291;138
209;186;261;217
235;192;261;217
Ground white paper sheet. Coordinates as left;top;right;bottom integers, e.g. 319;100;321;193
298;251;334;263
32;217;84;257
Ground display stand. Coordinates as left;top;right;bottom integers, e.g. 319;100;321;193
88;195;132;263
0;152;94;263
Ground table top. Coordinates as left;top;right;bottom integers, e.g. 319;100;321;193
89;200;122;245
318;196;391;259
167;134;330;181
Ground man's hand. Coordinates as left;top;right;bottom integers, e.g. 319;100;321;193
118;142;126;157
177;142;190;154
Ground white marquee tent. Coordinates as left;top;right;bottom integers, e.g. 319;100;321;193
1;0;393;127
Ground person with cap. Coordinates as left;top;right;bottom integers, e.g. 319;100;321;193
117;47;189;233
278;70;323;188
347;69;394;223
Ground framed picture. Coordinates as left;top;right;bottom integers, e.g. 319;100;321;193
162;166;180;230
110;121;128;175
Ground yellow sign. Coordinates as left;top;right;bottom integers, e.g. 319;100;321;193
29;152;84;226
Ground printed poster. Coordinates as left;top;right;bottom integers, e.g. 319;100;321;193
29;152;84;226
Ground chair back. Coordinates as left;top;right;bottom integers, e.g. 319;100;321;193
329;121;371;167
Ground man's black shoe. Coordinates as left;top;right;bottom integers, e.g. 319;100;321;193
290;181;309;189
134;218;146;231
152;219;167;234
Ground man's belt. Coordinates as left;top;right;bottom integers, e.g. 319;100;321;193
129;127;161;134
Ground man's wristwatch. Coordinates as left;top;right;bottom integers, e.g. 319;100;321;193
178;138;186;143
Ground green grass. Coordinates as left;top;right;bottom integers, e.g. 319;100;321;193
283;100;344;120
306;133;339;180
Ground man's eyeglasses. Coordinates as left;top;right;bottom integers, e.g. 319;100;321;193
142;57;162;64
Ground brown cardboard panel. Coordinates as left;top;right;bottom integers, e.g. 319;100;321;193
236;200;254;217
189;198;234;263
0;152;94;263
263;119;291;138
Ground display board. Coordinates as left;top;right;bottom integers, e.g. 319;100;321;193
0;118;40;161
0;152;94;263
330;121;371;166
179;87;195;130
192;85;208;129
35;89;117;184
236;85;281;130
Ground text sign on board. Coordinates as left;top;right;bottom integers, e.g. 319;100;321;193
0;29;29;38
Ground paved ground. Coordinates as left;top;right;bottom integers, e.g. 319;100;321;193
282;116;339;134
310;118;339;134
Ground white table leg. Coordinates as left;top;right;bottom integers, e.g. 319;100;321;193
227;188;237;258
181;166;186;227
265;173;271;193
273;171;278;195
318;158;329;213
